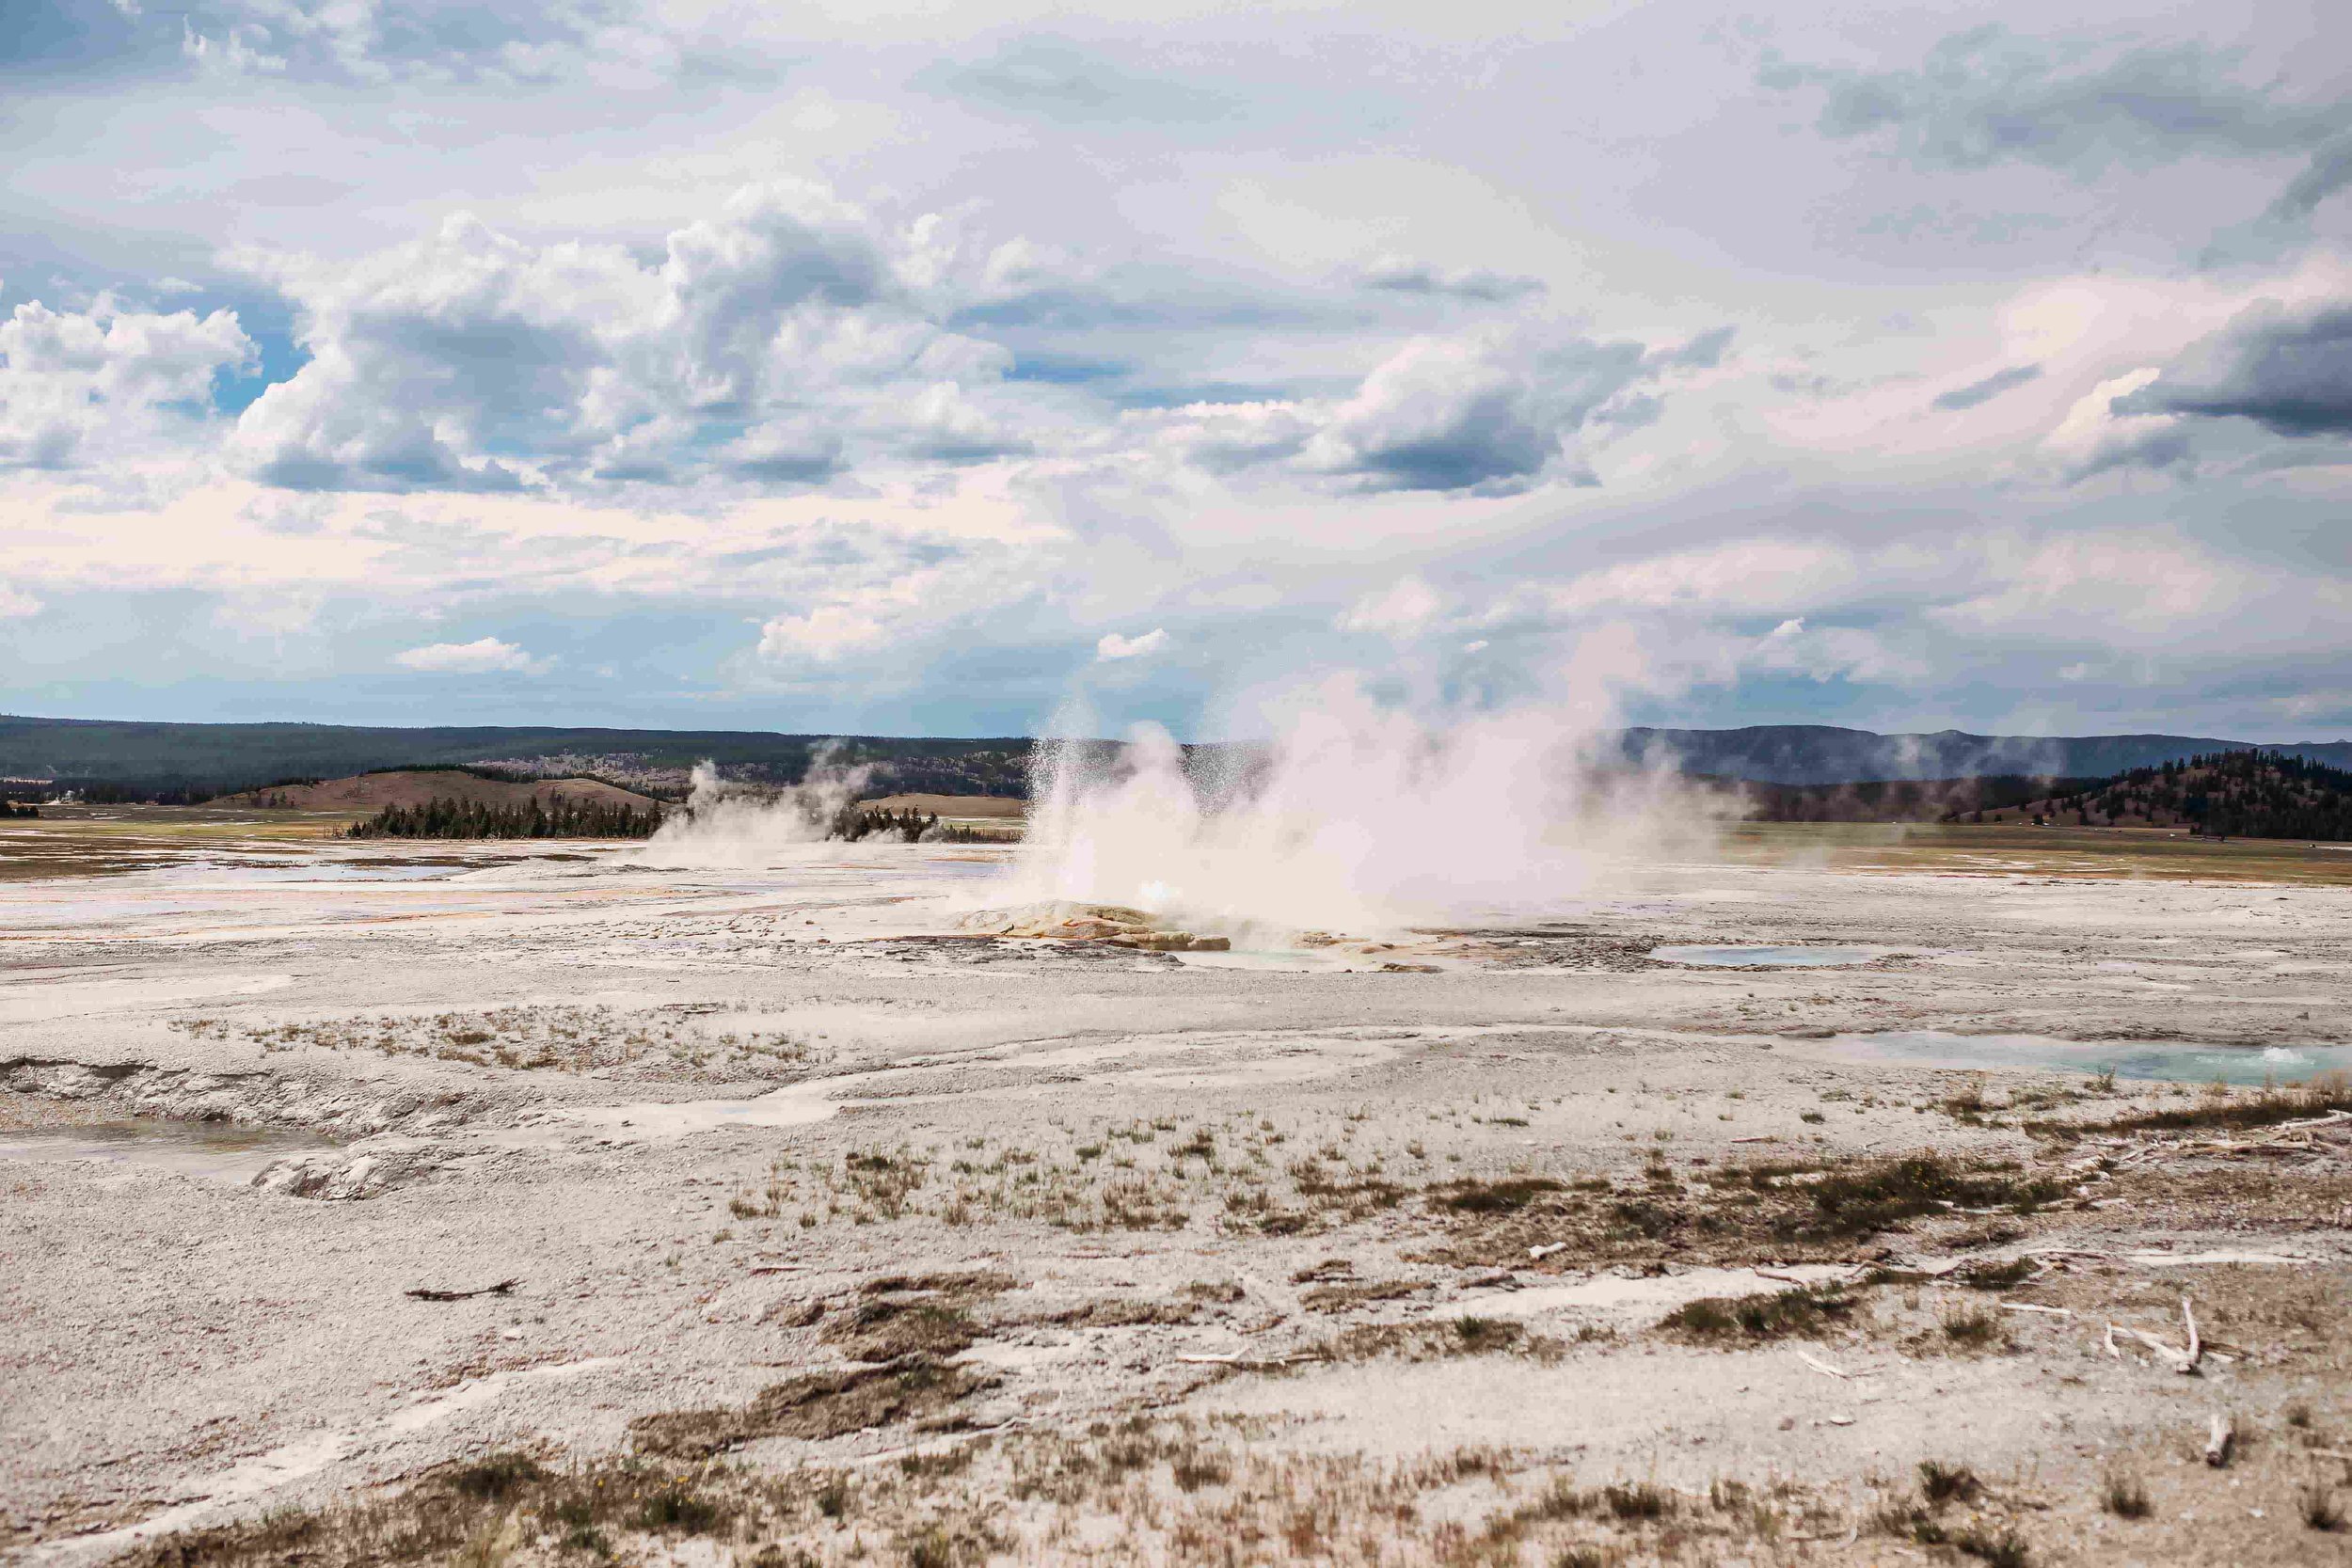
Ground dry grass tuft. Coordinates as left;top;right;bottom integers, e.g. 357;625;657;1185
629;1359;995;1457
1659;1284;1861;1344
2101;1471;2152;1519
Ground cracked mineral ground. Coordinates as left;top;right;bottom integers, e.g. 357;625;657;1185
4;816;2351;1567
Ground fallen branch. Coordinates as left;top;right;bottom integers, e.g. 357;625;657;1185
2180;1296;2201;1373
2101;1322;2122;1359
2205;1413;2235;1468
1796;1348;1857;1381
2119;1325;2198;1373
2000;1303;2073;1318
405;1278;519;1302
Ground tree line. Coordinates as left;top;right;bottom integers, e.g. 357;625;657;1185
828;805;993;844
347;796;666;840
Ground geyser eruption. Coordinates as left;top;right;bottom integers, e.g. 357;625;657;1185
636;752;874;867
1008;676;1712;938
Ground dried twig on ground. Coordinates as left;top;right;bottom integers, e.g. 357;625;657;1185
405;1278;519;1301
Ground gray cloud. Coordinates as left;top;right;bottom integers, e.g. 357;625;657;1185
1302;333;1657;496
1358;260;1545;304
1764;25;2352;224
1933;363;2041;410
2268;133;2352;220
2121;297;2352;436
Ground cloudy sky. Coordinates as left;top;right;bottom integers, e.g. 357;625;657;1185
4;0;2349;739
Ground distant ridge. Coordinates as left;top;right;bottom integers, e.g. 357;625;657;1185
1619;725;2352;785
3;712;2348;799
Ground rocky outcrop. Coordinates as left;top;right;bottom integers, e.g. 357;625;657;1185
0;1056;490;1138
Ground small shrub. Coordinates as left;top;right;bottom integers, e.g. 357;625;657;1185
1600;1481;1673;1520
446;1452;547;1502
1918;1459;1982;1505
1437;1177;1565;1213
1171;1454;1231;1493
2304;1485;2346;1533
1941;1307;2006;1350
635;1487;723;1534
2101;1473;2151;1519
1660;1285;1858;1344
1956;1258;2036;1291
1454;1316;1524;1354
1952;1525;2029;1566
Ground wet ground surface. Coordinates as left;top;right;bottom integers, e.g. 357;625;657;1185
1819;1027;2352;1085
0;1120;331;1183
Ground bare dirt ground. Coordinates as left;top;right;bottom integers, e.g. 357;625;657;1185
3;817;2349;1567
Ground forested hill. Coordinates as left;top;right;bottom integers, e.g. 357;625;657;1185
5;711;2351;804
1621;725;2352;785
0;717;1027;801
1982;751;2352;841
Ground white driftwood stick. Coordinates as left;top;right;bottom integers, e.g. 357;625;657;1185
2180;1297;2201;1373
1797;1348;1854;1380
2102;1322;2122;1359
2000;1303;2073;1317
2205;1412;2235;1467
2122;1326;2197;1371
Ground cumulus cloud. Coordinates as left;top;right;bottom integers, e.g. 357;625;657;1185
757;605;894;664
1094;627;1168;661
0;298;253;471
1337;577;1446;636
2120;296;2352;436
229;185;1028;496
393;636;548;673
1304;330;1664;494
